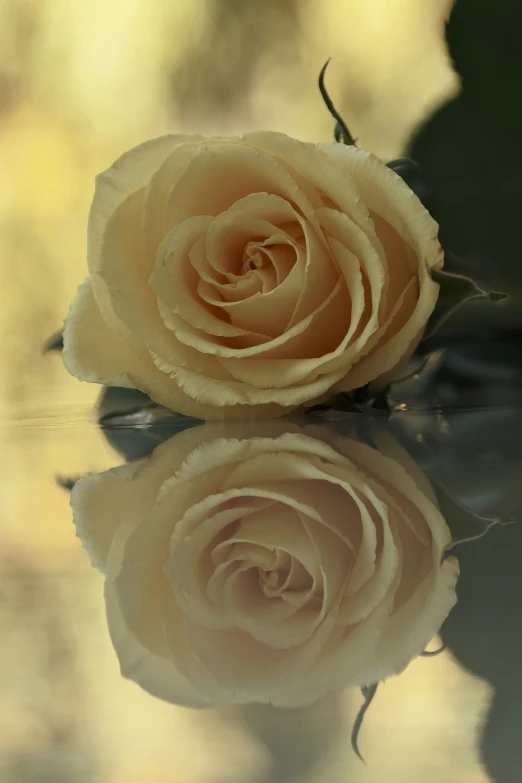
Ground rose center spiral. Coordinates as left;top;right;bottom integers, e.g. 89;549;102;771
241;241;273;273
247;548;315;601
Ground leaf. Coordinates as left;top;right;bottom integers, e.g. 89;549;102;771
55;474;82;492
42;330;64;353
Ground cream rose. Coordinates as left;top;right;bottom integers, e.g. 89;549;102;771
71;421;458;708
63;132;443;420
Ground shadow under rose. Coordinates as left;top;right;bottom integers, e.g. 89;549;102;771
233;696;344;783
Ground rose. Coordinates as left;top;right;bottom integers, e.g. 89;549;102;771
71;420;458;708
63;132;443;420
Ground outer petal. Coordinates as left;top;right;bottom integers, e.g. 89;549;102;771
70;422;227;572
63;277;292;420
62;275;201;415
62;276;151;388
318;142;442;268
105;584;209;708
317;143;443;389
88;134;201;273
359;553;459;686
164;139;325;233
331;436;459;683
243;132;371;233
71;461;144;572
335;276;427;391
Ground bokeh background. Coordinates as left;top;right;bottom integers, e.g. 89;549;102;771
0;1;499;781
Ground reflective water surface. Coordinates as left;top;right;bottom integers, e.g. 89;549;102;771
2;352;520;782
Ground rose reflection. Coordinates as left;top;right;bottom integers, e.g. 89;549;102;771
70;417;458;711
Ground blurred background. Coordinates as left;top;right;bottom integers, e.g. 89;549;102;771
0;0;505;781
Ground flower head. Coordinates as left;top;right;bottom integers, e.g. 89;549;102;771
63;132;443;419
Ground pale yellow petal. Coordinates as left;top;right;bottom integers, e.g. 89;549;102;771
71;461;143;572
63;276;151;387
105;585;210;707
166;499;275;631
163;141;322;239
319;142;443;272
141;136;208;256
88;134;193;272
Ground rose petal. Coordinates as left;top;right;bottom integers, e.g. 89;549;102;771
318;142;442;270
141;136;210;257
177;607;337;704
272;563;400;706
221;565;320;648
165;497;276;630
151;217;272;340
97;190;220;378
105;584;210;707
63;277;145;388
164;142;322;237
89;134;194;272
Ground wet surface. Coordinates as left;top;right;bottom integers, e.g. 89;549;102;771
2;345;520;782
